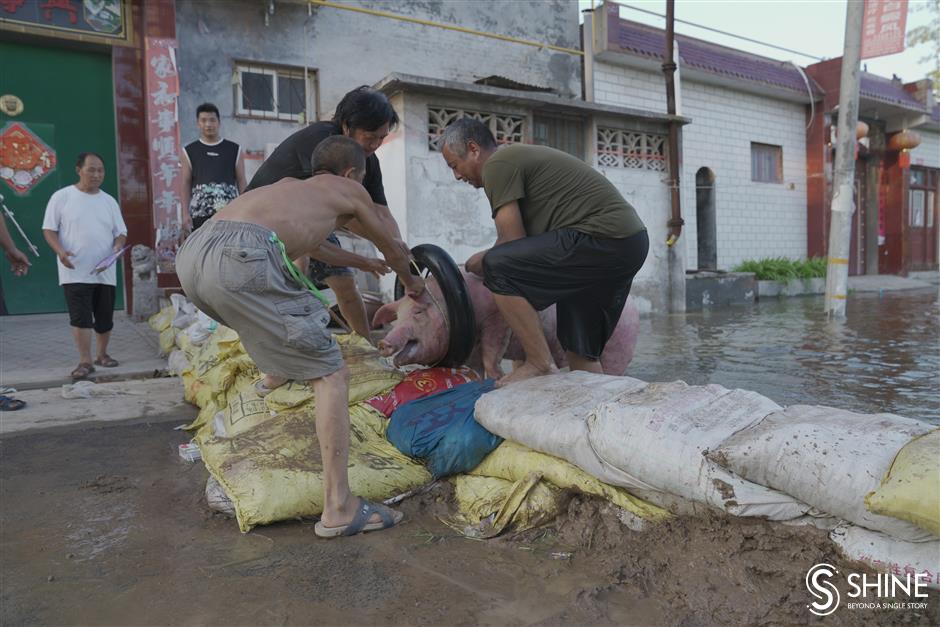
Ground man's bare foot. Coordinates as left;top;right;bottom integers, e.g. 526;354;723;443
255;374;288;396
495;361;558;388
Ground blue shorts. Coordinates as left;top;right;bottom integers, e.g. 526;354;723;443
307;232;353;286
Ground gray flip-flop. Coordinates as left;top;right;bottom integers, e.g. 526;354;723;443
315;498;403;538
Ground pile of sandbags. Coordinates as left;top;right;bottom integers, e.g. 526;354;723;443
475;371;939;585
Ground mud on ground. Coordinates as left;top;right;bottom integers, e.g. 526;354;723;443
2;415;936;626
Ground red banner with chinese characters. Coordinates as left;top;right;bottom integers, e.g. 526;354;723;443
144;36;183;273
861;0;908;60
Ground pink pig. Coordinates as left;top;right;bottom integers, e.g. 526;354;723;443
373;271;640;379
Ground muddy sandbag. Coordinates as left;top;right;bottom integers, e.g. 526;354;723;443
200;403;430;532
449;473;570;538
707;406;935;541
474;371;652;489
469;440;670;524
386;380;502;478
829;523;940;590
588;381;810;520
865;429;940;538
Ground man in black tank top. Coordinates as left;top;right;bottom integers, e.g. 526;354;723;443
181;103;247;231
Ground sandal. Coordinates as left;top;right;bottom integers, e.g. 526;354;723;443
0;395;26;411
314;498;403;538
94;355;119;368
70;363;95;380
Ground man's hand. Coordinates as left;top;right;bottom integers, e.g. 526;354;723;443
4;247;30;276
465;250;487;277
356;257;391;278
403;274;425;299
58;250;76;269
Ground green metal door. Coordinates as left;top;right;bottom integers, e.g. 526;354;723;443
0;41;124;314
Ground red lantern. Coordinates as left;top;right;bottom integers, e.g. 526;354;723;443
888;130;922;152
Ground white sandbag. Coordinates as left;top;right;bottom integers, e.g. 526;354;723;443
474;372;657;490
476;373;809;520
588;381;810;520
167;350;190;376
830;523;940;590
707;405;935;541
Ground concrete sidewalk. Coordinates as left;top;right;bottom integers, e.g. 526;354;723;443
0;312;168;391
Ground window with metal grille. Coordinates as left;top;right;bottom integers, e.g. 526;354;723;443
533;115;583;159
234;62;315;122
427;107;524;151
596;127;667;171
750;142;783;183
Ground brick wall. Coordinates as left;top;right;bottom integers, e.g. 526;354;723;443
594;62;809;270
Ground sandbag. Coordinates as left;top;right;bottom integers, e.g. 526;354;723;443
387;380;503;478
588;381;810;519
365;367;478;417
469;440;670;524
200;403;430;532
450;473;570;538
477;373;809;520
708;405;935;541
865;429;940;538
829;523;940;590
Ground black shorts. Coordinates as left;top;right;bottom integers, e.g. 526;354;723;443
63;283;116;333
307;232;353;287
482;228;649;361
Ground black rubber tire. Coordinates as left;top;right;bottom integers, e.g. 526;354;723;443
394;244;476;367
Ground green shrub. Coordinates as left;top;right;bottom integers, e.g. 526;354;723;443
732;257;827;282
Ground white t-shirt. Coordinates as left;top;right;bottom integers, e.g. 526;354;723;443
42;185;128;286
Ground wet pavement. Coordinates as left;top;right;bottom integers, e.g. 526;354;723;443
629;288;940;424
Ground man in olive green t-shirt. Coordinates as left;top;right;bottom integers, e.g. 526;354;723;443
441;118;649;388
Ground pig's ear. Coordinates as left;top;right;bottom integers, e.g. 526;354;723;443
372;301;400;328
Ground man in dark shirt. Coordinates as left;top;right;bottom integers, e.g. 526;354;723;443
247;86;407;341
181;102;247;231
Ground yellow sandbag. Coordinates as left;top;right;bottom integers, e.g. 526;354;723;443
148;304;174;332
158;326;176;355
200;402;430;532
450;473;570;538
470;440;670;523
865;429;940;537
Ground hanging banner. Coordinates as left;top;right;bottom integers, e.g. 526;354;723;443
861;0;908;60
144;36;183;274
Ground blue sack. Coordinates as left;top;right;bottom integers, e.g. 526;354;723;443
386;380;503;478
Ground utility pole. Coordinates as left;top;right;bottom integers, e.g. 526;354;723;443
663;0;686;313
824;1;865;317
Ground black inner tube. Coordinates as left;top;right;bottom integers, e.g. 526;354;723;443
393;244;476;367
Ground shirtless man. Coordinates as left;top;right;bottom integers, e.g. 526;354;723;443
176;136;424;537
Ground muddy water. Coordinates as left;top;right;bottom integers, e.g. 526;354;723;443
629;288;940;424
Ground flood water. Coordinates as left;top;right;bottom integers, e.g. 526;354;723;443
629;288;940;424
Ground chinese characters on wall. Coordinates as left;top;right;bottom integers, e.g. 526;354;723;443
144;37;183;273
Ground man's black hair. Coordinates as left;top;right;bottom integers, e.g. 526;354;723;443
311;136;366;177
196;102;220;120
75;152;105;168
331;86;399;132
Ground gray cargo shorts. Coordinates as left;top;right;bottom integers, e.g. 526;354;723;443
176;219;343;381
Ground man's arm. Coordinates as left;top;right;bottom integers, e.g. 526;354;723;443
465;200;526;276
235;150;248;193
0;218;30;276
308;240;390;277
180;153;193;232
112;233;127;252
43;229;75;269
343;189;422;296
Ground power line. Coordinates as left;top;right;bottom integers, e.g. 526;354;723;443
613;2;826;62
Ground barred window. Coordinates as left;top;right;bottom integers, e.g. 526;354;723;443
234;61;316;122
428;107;524;151
596;127;667;171
750;142;783;183
534;115;583;159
